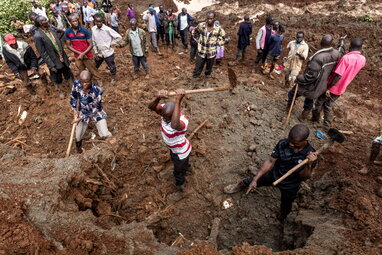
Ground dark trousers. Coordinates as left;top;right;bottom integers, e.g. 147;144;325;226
95;54;116;75
165;33;175;46
50;63;72;84
111;26;119;33
180;29;188;49
287;85;314;110
157;25;165;43
254;48;269;65
236;46;247;61
243;172;299;219
190;44;197;60
170;151;190;186
313;92;340;123
132;55;148;71
192;55;215;78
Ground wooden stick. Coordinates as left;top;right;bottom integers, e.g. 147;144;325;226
189;119;208;140
94;164;117;190
273;142;331;186
167;86;232;96
65;123;77;157
285;83;298;126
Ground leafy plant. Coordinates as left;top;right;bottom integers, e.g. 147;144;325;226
0;0;50;34
361;15;374;22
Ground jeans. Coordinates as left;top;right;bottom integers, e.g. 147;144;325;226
111;26;119;33
243;171;299;219
254;48;269;65
192;55;215;78
95;54;116;75
149;32;158;49
132;55;148;71
313;92;340;124
180;29;188;49
170;151;190;186
75;119;112;142
287;85;314;110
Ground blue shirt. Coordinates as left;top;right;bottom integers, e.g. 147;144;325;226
271;139;316;190
70;80;107;123
268;33;284;57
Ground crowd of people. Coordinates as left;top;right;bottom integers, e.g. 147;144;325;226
2;0;377;223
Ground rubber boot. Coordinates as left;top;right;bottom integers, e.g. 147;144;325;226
76;140;83;154
311;110;321;123
297;109;311;122
323;111;332;127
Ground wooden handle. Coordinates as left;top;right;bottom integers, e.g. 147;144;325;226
273;158;309;186
65;123;77;157
167;86;231;96
285;83;298;126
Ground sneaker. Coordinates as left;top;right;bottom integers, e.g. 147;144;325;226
224;182;245;194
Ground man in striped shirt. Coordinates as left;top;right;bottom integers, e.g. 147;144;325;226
148;89;191;191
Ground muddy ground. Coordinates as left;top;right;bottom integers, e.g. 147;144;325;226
0;0;381;254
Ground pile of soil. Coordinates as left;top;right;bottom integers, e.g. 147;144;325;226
0;0;381;254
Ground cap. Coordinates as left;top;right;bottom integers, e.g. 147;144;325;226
148;7;155;12
4;34;16;45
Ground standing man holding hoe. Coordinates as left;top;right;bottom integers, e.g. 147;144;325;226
148;89;192;192
224;124;318;221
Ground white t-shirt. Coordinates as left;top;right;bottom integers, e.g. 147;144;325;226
180;14;188;31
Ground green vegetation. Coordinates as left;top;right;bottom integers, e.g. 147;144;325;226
361;15;374;22
0;0;50;34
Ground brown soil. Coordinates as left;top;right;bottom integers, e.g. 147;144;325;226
1;0;382;254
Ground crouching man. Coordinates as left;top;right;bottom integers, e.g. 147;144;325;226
224;124;318;221
70;70;112;153
2;34;47;95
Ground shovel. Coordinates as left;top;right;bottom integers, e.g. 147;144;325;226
167;68;238;96
273;128;346;186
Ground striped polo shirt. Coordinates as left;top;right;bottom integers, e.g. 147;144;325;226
64;26;93;58
160;106;192;160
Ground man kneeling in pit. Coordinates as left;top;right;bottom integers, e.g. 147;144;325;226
70;70;112;153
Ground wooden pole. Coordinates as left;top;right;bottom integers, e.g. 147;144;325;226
65;123;77;157
285;83;298;126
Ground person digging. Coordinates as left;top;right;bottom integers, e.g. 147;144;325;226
148;89;192;192
224;124;318;221
70;70;112;153
359;135;382;175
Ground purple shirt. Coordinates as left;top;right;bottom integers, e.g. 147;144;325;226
126;8;136;20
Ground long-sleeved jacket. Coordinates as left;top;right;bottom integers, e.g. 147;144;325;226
297;47;342;99
192;22;229;59
120;28;149;57
164;14;178;34
33;28;70;70
2;41;38;74
237;21;252;49
255;25;273;50
177;13;192;31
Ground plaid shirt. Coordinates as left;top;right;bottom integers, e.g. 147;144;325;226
70;80;107;123
192;22;228;59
